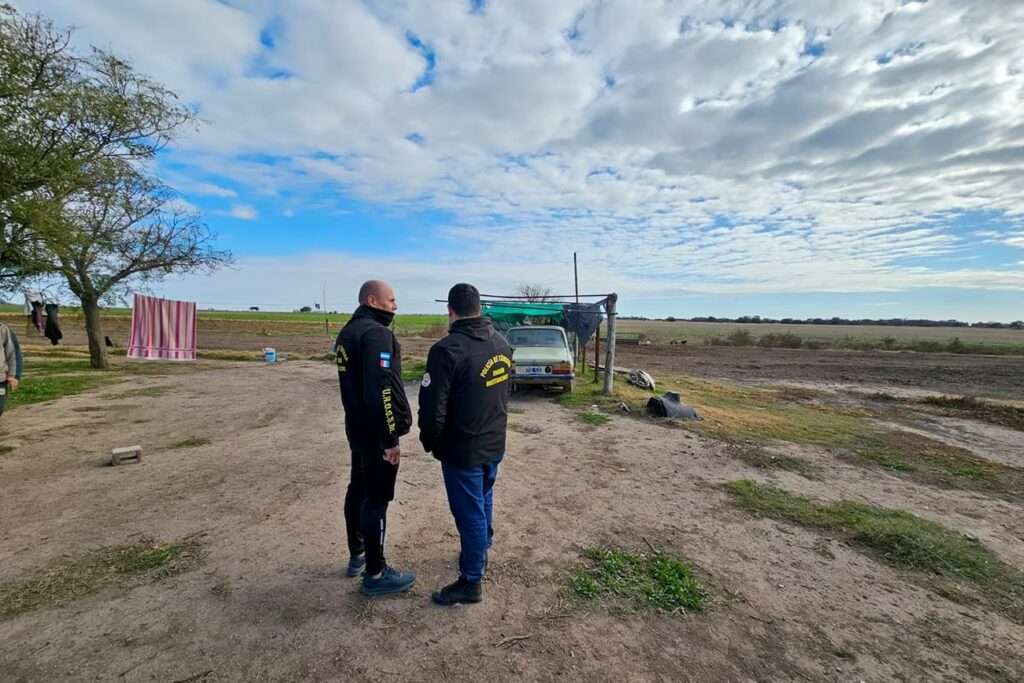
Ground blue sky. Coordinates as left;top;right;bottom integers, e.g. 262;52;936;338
16;0;1024;320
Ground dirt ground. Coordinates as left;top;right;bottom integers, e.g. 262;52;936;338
615;344;1024;400
1;353;1023;682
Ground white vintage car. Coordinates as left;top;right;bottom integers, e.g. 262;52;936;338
505;325;574;393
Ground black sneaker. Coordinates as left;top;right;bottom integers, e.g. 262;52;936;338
346;555;366;577
431;577;482;606
360;565;416;596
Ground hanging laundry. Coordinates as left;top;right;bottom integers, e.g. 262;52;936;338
127;293;197;361
30;301;44;333
24;290;57;334
44;303;62;345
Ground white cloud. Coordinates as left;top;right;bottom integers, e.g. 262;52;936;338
220;204;259;220
19;0;1024;303
282;208;295;217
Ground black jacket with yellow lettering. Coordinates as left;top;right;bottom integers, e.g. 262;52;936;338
335;305;412;450
418;316;512;468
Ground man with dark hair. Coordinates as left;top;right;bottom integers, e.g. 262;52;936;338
335;279;416;596
419;283;512;605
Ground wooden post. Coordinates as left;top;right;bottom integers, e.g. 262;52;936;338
573;252;580;360
593;320;601;383
602;293;618;395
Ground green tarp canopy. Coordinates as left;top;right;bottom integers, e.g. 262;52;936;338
480;301;566;324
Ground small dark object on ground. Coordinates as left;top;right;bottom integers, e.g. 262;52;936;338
646;391;700;420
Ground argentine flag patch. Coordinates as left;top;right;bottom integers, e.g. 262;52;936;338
380;351;391;369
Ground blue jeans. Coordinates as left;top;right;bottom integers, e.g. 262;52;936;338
441;454;503;583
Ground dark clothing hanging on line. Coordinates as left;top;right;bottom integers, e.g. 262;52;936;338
562;301;605;344
29;301;45;333
44;304;62;345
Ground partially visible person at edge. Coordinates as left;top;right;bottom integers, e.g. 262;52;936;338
418;283;512;605
0;322;22;417
334;280;416;596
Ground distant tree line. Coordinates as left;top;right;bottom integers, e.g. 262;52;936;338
669;315;1024;329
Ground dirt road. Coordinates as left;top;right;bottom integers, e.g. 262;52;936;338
1;360;1022;681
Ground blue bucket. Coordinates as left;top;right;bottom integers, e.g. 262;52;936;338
263;347;276;362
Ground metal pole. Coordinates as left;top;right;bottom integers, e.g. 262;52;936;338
602;293;618;395
573;252;580;359
322;281;330;334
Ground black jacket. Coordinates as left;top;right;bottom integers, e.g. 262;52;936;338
335;305;412;449
418;317;512;468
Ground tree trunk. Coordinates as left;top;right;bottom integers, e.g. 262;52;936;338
81;294;109;369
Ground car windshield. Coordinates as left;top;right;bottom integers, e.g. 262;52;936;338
507;328;565;348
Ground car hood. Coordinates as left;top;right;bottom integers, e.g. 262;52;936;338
512;346;571;364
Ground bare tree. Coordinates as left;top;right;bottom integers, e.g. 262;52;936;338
515;283;554;302
35;171;231;368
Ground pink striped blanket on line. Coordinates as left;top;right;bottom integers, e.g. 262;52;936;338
127;293;197;361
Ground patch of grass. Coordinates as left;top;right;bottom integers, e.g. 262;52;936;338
859;451;918;472
769;386;821;403
22;359;95;375
570;546;707;613
920;395;1024;431
0;538;203;620
0;445;14;454
580;412;609;426
558;373;870;446
556;376;654;413
723;441;811;474
196;350;262;361
849;431;1021;495
727;480;1024;623
401;357;427;383
170;436;211;449
507;405;525;414
8;373;112;408
105;385;172;399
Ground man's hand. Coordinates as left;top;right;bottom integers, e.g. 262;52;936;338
5;376;17;391
383;445;401;466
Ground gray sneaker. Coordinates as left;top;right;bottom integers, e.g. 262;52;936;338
346;555;366;577
360;565;416;596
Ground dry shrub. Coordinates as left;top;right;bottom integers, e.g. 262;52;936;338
726;328;753;346
756;331;803;349
424;323;449;338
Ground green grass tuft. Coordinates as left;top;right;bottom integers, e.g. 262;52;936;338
570;546;707;613
170;437;211;449
580;412;609;426
0;445;14;455
401;357;427;383
727;480;1024;623
8;374;112;408
0;538;202;619
723;441;811;473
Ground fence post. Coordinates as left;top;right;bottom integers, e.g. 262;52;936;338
602;294;618;395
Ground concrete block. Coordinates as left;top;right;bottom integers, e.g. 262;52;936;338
111;445;143;466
